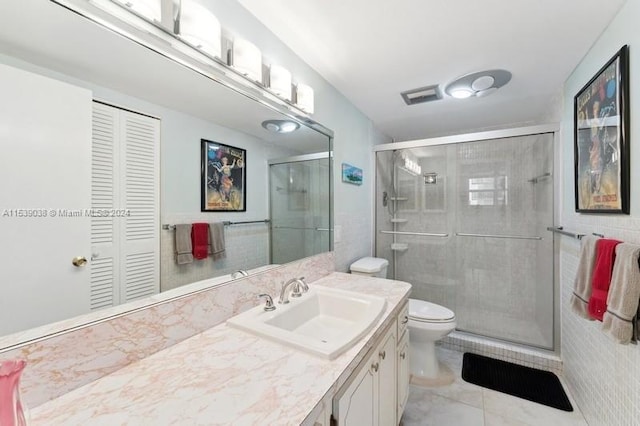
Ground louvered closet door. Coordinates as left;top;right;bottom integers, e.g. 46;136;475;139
119;110;160;302
90;103;120;309
90;103;159;308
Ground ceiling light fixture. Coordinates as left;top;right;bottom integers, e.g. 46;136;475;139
445;69;511;100
261;119;300;134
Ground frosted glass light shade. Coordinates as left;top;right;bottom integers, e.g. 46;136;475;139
270;65;292;100
233;38;262;82
117;0;161;22
180;0;222;58
295;83;314;114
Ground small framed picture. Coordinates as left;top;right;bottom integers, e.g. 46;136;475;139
342;163;363;185
201;139;246;212
574;45;629;214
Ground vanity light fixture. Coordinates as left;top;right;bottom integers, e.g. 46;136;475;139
231;38;262;82
261;119;300;134
269;65;292;101
178;0;222;59
444;69;512;99
295;83;315;114
115;0;161;22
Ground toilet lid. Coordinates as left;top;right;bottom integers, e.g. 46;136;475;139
409;299;455;322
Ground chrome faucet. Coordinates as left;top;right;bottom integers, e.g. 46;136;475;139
258;293;276;311
231;270;249;279
278;277;308;304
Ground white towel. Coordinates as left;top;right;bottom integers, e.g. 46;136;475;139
602;243;640;344
570;235;598;320
209;222;226;260
175;224;193;265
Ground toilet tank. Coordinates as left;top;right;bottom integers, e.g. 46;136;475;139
350;257;389;278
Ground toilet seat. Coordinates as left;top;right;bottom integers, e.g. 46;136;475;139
409;299;455;323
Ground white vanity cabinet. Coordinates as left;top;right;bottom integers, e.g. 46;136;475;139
332;315;399;426
396;323;410;421
396;302;410;423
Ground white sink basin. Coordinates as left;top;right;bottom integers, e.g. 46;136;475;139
226;285;387;359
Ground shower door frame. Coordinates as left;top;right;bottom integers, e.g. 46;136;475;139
373;123;561;353
268;150;334;264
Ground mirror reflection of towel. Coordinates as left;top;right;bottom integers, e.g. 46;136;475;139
209;222;226;260
191;223;209;260
175;224;193;264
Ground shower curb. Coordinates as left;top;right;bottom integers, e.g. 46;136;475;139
438;332;563;375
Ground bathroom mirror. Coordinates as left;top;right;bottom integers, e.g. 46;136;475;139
0;0;333;342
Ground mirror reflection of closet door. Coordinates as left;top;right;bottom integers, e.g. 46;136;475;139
90;102;160;310
0;63;92;336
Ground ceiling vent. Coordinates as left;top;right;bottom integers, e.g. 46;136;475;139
400;85;442;105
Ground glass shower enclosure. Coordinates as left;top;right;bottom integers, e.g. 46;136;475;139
376;131;555;349
269;153;331;264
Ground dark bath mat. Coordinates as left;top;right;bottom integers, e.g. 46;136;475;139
462;352;573;412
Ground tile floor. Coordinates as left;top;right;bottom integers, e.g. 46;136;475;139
401;348;587;426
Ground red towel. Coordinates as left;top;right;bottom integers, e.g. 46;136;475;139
587;238;622;321
191;223;209;260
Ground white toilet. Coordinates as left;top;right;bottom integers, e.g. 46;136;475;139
349;257;456;380
408;298;456;379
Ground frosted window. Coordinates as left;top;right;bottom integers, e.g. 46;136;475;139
468;176;507;206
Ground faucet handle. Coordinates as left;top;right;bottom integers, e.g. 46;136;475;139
258;293;276;311
291;277;309;298
298;277;309;292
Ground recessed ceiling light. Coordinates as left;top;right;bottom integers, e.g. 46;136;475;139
261;119;300;133
444;69;511;100
450;88;474;99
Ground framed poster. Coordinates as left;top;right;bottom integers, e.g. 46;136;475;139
574;45;629;214
201;139;246;211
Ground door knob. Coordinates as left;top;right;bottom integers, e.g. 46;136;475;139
72;256;87;267
371;362;379;373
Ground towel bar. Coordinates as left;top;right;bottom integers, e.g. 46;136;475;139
546;226;585;240
163;219;270;230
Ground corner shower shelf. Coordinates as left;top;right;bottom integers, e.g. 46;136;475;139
390;197;408;201
391;243;409;252
390;218;408;223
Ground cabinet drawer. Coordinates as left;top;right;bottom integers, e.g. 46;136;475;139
397;301;409;339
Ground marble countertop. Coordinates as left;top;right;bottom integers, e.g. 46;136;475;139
30;272;411;425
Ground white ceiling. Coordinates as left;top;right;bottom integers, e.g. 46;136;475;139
238;0;627;141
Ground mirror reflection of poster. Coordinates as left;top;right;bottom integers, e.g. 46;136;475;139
574;45;629;214
201;139;246;212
